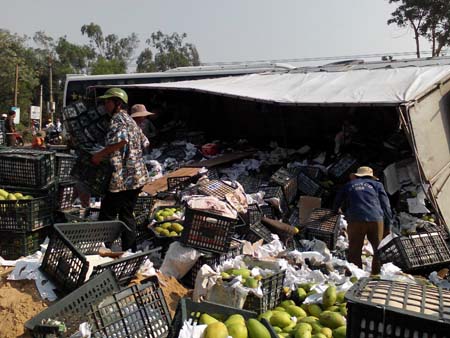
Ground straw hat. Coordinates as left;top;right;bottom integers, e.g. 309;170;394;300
130;104;155;118
352;166;378;180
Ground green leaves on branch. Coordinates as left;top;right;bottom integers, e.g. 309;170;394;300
137;31;200;72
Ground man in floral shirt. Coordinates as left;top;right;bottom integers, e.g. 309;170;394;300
92;88;150;251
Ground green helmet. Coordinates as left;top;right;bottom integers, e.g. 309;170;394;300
98;88;128;104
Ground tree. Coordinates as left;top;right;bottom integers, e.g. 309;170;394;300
420;0;450;56
81;22;139;73
387;0;430;58
136;31;200;72
136;48;156;73
388;0;450;57
0;30;39;123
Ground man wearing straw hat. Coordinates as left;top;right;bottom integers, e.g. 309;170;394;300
334;166;392;274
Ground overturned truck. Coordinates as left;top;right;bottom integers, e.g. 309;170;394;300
93;59;450;234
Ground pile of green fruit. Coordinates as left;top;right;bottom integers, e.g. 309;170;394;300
258;283;347;338
195;312;272;338
153;222;183;237
221;267;263;288
153;207;182;222
0;188;33;201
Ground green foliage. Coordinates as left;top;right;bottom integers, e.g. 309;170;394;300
81;22;139;62
0;24;201;115
91;57;127;75
0;29;38;123
137;31;200;72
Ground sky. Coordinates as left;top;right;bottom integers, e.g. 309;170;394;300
0;0;432;69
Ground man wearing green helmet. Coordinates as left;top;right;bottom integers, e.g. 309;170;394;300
92;87;150;251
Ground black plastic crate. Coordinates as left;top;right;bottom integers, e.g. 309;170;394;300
71;150;112;197
296;166;324;180
56;181;76;210
378;231;450;273
270;167;298;204
0;185;54;232
346;278;450;338
88;276;171;338
55;153;76;182
243;221;274;244
288;208;301;227
207;168;220;180
198;179;237;200
328;153;358;180
181;205;243;254
0;227;49;260
303;208;341;250
259;203;276;219
134;195;154;217
259;185;289;216
135;213;154;246
182;241;242;288
167;175;197;192
62;105;79;120
241;203;263;226
244;269;286;314
248;203;263;225
238;175;263;194
0;149;55;188
25;270;119;337
41;221;160;294
168;298;257;338
297;172;325;197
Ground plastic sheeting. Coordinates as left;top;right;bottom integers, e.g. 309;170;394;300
120;66;450;105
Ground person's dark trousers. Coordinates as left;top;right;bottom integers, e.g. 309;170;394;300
99;188;141;252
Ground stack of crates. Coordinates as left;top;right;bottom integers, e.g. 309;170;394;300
0;148;55;259
62;102;113;197
0;119;5;146
54;153;77;211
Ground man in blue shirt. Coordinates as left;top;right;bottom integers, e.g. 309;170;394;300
334;166;392;274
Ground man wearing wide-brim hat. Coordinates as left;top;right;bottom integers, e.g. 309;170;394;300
334;166;393;274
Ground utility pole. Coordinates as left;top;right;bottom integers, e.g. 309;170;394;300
49;54;54;123
14;64;19;107
39;85;43;130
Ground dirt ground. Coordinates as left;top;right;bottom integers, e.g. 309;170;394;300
0;266;191;337
0;267;49;338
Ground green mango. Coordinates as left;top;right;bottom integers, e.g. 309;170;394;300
225;314;246;327
199;313;218;325
332;326;346;338
270;311;293;328
205;321;228;338
296;288;307;304
280;300;296;308
246;318;271;338
322;286;337;308
335;291;346;304
285;305;307;319
245;277;258;288
319;311;345;329
0;189;8;198
227;323;248;338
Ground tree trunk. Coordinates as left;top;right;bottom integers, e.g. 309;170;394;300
410;20;421;58
432;27;436;57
